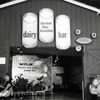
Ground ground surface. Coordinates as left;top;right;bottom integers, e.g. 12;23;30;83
0;92;82;100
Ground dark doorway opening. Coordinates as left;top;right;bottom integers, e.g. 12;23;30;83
52;55;83;98
9;47;83;99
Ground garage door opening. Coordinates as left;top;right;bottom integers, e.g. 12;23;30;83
10;47;83;99
52;55;83;98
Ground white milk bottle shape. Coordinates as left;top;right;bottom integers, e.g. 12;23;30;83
22;12;37;48
56;15;71;50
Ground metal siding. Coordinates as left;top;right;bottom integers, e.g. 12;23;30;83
0;0;99;48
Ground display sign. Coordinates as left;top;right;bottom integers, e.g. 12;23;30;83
12;55;50;82
22;10;72;49
56;15;71;50
76;37;92;45
0;57;6;64
39;8;54;43
22;12;37;48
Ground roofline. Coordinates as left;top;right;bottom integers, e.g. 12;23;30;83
0;0;100;14
0;0;27;9
63;0;100;15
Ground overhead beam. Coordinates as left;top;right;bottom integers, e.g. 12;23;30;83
0;0;27;9
63;0;100;15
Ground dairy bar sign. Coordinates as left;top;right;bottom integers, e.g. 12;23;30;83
22;8;71;50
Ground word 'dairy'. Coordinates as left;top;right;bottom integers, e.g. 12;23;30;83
23;31;36;39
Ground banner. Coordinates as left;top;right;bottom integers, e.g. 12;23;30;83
12;55;49;82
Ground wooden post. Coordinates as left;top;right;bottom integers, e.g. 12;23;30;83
83;45;88;100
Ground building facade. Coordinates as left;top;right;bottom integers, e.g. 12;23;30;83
0;0;100;99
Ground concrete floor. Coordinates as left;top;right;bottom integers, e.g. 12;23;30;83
0;92;82;100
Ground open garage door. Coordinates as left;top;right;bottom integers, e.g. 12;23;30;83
52;55;83;99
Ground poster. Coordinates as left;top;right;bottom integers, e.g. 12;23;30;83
12;55;51;82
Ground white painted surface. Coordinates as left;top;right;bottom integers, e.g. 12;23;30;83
39;8;54;43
